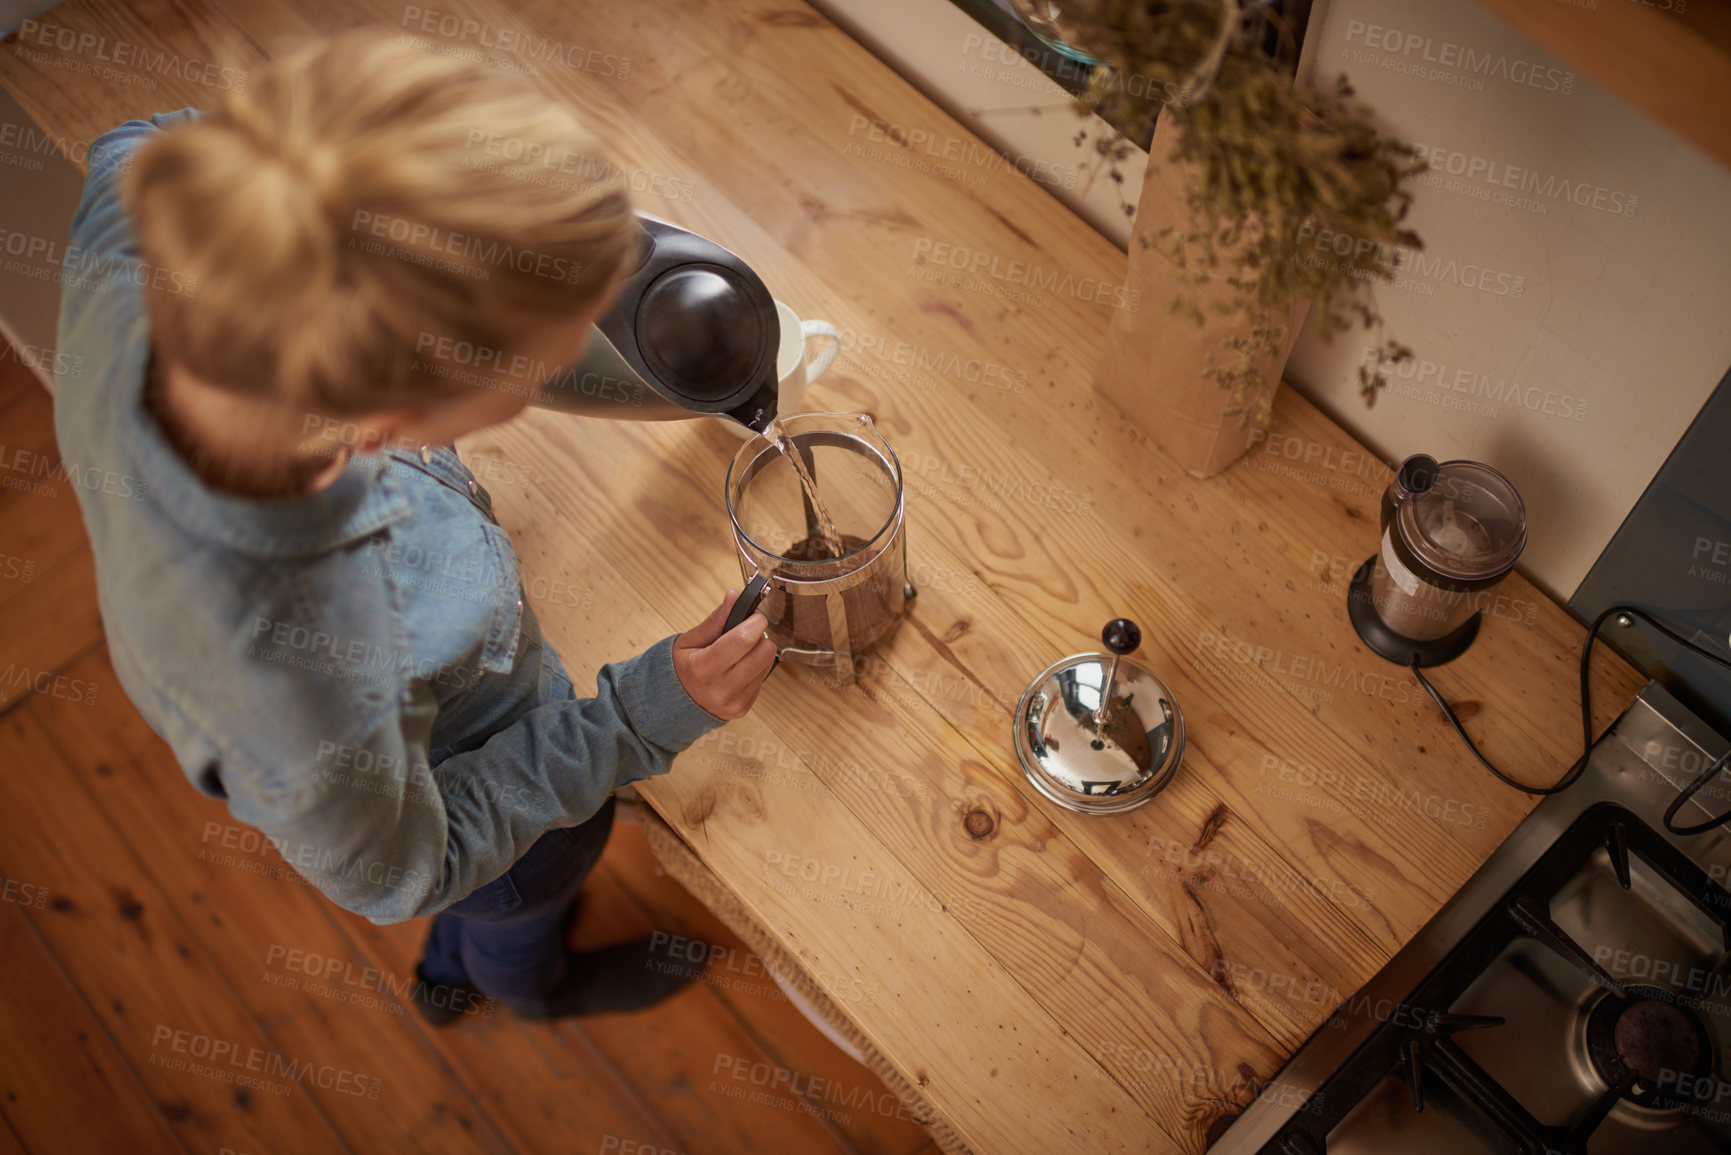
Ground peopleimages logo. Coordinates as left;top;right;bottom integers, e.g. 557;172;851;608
1343;20;1574;94
351;210;585;283
897;448;1093;515
399;7;629;76
0;440;148;502
1142;834;1376;910
264;943;495;1019
462;130;697;203
15;19;248;91
0;227;199;298
1370;348;1589;423
1258;754;1491;830
0;119;94;167
834;327;1027;394
1411;143;1639;218
411;331;645;405
711;1053;930;1125
844;115;1079;190
911;238;1140;311
1195;631;1414;705
200;820;431;895
247;615;482;693
149;1025;380;1098
1293;224;1526;299
0;339;84;379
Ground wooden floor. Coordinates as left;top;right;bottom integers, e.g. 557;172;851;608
0;347;935;1155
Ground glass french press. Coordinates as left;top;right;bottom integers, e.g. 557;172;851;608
721;412;915;685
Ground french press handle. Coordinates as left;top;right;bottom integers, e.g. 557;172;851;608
722;572;772;633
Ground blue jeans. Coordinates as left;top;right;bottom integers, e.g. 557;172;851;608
419;795;617;1014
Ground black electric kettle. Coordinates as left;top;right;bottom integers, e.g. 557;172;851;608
530;213;780;432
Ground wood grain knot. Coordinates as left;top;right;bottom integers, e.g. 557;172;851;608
724;781;768;825
683;787;718;828
963;809;995;840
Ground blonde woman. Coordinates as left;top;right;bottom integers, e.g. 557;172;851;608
54;28;775;1022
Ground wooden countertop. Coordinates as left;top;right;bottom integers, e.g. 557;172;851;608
0;1;1643;1151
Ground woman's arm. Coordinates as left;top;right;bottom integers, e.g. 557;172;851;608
223;634;722;925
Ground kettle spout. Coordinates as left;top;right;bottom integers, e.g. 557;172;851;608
724;382;779;434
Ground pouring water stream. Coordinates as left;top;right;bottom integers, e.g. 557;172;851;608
766;416;846;559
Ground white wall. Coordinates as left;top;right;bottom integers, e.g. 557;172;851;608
818;0;1731;601
1288;0;1731;599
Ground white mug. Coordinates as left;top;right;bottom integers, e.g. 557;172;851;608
717;299;839;437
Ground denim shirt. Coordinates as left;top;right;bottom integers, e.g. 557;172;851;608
53;111;724;924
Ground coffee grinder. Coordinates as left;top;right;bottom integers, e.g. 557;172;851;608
1348;454;1529;667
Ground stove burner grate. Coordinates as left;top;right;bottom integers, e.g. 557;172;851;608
1585;986;1713;1109
1245;803;1731;1155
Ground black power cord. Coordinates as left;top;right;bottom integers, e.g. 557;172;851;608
1663;750;1731;836
1408;603;1731;833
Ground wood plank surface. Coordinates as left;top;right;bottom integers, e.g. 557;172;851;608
0;353;107;712
23;646;519;1155
0;344;921;1149
16;637;940;1155
0;0;1649;1152
464;424;1194;1153
450;2;1645;1148
565;865;874;1155
0;897;186;1154
0;708;354;1155
597;825;937;1155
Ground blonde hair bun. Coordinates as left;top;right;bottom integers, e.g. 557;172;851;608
122;26;637;415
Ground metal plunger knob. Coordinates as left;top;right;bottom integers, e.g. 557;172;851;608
1102;619;1141;654
1097;618;1141;724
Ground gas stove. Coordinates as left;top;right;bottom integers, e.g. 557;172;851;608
1211;681;1731;1155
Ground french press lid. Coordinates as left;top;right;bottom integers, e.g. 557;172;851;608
1012;619;1185;814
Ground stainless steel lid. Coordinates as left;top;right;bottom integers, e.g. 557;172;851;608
1012;619;1184;814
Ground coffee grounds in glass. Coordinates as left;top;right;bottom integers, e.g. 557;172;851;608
771;533;902;653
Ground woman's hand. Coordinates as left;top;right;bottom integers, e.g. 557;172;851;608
672;591;778;720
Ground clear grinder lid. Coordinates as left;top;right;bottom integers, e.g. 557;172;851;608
1398;459;1527;582
1013;619;1185;814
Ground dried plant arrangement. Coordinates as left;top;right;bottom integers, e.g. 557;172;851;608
1011;0;1425;420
